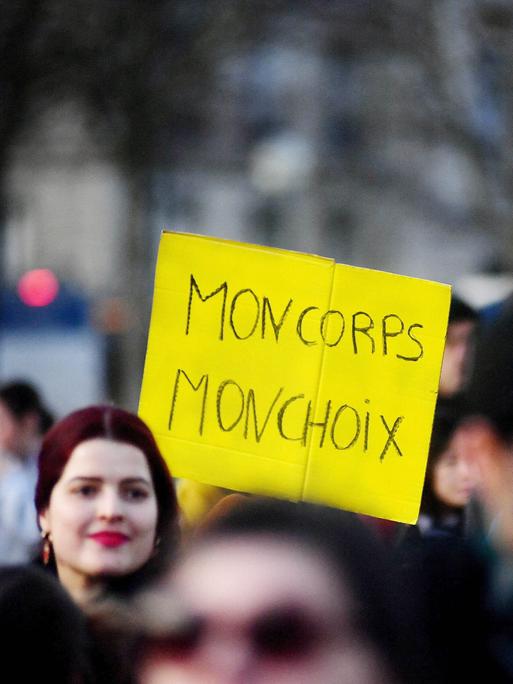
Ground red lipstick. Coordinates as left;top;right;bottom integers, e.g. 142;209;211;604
89;532;129;548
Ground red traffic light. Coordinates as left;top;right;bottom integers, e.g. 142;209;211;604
17;269;60;307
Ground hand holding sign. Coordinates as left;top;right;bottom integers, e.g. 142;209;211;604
139;232;450;523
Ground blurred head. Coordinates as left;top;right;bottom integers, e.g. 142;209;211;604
461;295;513;550
439;296;477;398
0;380;53;458
135;499;415;684
0;565;90;682
421;408;478;515
36;405;178;603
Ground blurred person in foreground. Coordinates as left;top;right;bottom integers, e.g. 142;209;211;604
132;498;431;684
438;295;478;404
0;380;54;563
0;564;93;682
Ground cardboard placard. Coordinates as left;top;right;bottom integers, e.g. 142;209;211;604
139;231;450;523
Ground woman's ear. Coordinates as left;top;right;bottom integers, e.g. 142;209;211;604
38;510;49;534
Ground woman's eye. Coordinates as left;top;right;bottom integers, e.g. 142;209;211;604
73;485;98;497
124;487;149;501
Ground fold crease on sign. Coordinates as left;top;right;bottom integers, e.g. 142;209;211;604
300;258;337;501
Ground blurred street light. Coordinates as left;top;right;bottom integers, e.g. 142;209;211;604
17;269;59;307
250;132;315;195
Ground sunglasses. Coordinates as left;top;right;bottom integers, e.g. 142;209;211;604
142;604;338;661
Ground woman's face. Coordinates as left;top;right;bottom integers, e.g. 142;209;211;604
39;437;158;597
138;537;395;684
432;433;477;508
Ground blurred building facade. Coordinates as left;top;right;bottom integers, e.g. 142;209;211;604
2;0;512;409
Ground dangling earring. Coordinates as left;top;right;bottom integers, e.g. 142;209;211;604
41;531;52;566
151;536;161;558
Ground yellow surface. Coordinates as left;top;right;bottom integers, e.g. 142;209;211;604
139;231;450;523
176;479;228;529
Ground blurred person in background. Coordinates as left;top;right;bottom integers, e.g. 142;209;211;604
35;405;179;607
460;293;513;569
397;406;478;556
133;497;432;684
364;295;478;546
404;293;513;682
438;295;478;404
0;380;54;564
394;407;495;682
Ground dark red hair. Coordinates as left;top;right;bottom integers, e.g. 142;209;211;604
35;405;179;594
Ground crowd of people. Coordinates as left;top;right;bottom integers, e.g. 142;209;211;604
3;292;513;682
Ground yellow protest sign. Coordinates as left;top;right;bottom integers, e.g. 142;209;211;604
139;231;450;523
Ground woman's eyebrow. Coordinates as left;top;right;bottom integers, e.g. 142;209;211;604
121;477;152;485
65;476;152;485
67;476;103;483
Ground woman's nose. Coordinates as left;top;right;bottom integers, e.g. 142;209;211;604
97;490;124;520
